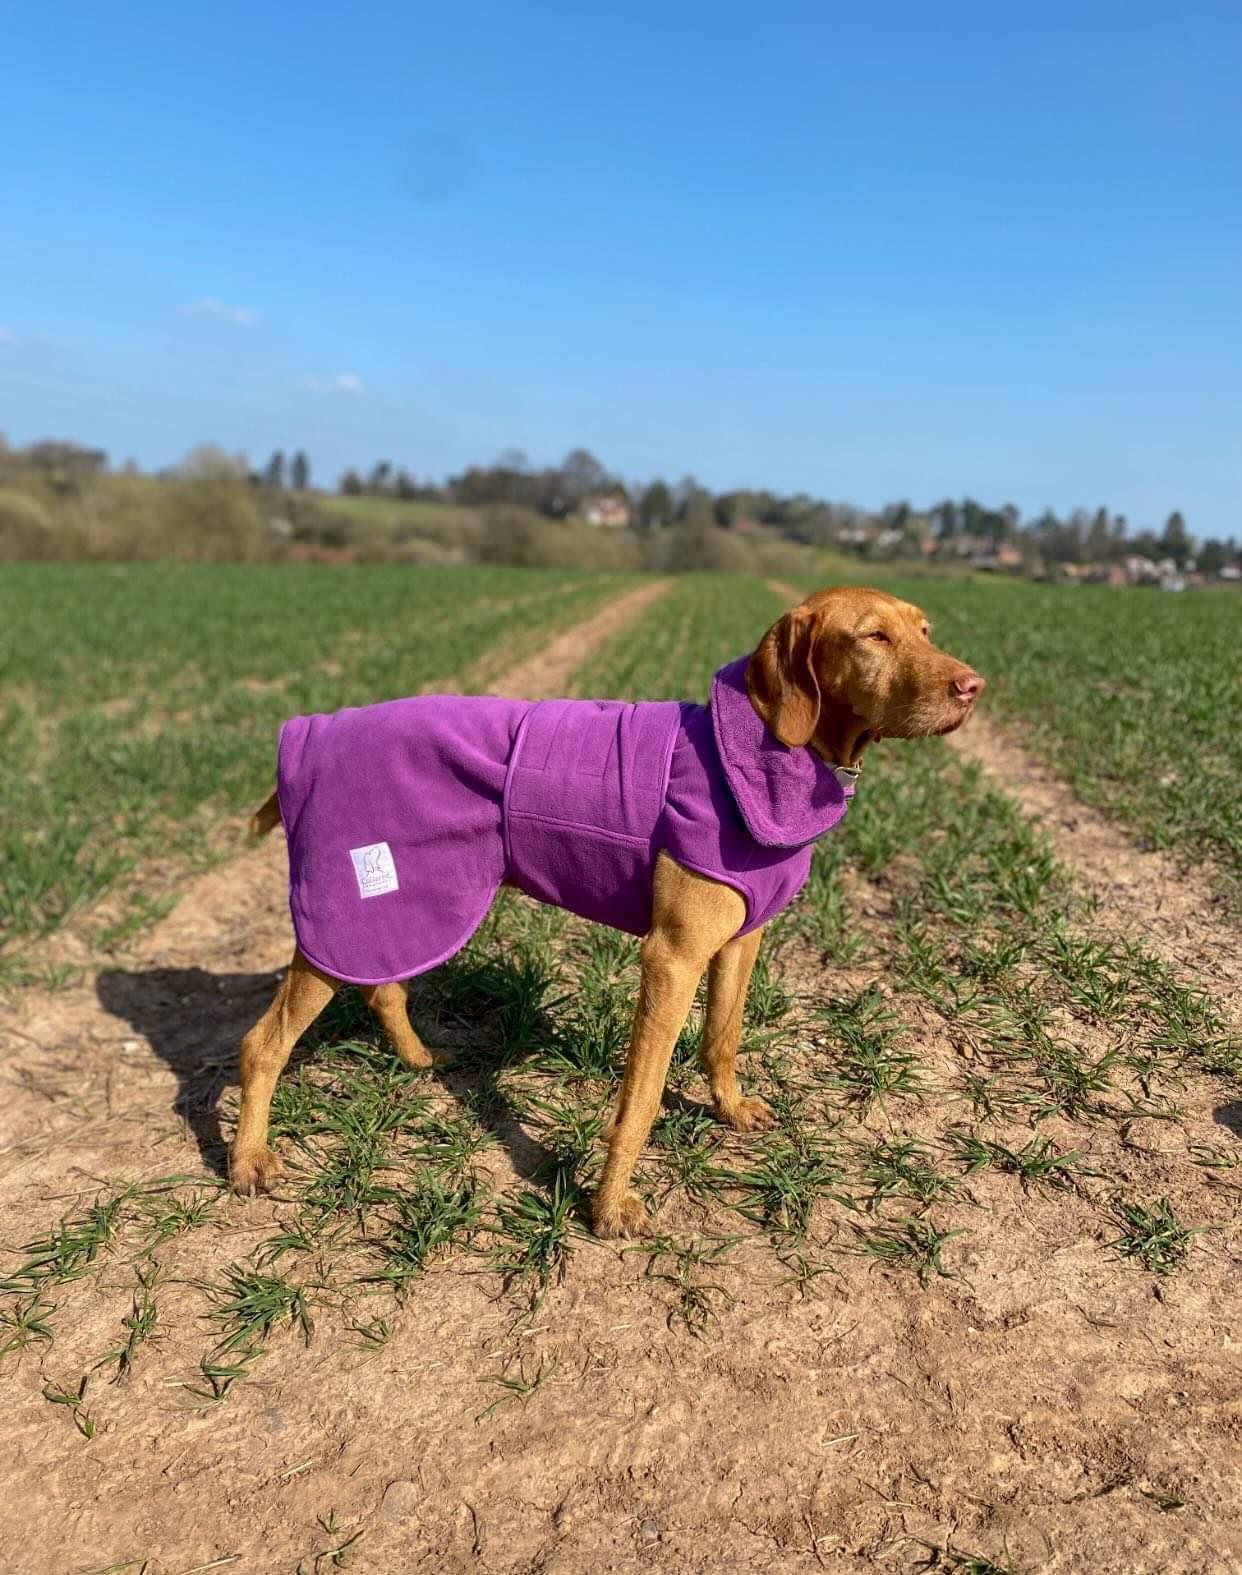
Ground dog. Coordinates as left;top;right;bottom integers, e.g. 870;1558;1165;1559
231;586;983;1238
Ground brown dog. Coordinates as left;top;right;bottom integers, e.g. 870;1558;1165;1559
230;586;983;1238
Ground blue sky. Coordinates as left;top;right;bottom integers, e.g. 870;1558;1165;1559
2;1;1239;534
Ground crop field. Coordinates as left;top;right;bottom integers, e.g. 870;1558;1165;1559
1;565;1240;1574
877;577;1242;895
0;564;636;985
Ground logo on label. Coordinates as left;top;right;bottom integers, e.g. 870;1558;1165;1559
349;841;399;899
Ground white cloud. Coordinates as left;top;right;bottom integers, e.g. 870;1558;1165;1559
180;297;258;326
303;372;363;395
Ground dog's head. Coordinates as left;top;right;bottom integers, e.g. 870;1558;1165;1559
747;586;984;766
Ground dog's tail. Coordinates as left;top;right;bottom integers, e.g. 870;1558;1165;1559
250;789;282;838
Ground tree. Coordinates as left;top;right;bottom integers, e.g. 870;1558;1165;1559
339;468;363;495
263;449;285;489
290;450;310;491
394;468;417;499
1086;507;1111;562
1159;510;1191;567
367;461;392;495
179;444;249;481
561;448;608;504
637;480;673;528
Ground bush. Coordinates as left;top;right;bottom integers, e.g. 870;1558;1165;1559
0;488;59;560
647;521;754;574
477;506;641;571
158;478;267;561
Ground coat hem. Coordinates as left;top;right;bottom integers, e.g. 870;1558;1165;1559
290;886;502;986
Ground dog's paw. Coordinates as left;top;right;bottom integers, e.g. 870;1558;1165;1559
396;1046;442;1072
592;1190;653;1240
230;1146;285;1196
717;1095;775;1134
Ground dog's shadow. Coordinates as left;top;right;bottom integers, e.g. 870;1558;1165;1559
1214;1101;1242;1142
95;957;562;1189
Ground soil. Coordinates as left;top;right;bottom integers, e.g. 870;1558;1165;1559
489;578;672;699
946;714;1242;1024
2;588;1240;1575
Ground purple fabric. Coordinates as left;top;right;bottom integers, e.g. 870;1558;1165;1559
277;658;852;984
709;657;852;846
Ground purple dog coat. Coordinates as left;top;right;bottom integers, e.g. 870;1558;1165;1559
277;657;854;985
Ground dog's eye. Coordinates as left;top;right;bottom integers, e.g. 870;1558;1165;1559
865;630;890;643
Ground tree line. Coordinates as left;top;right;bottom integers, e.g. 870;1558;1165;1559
330;445;1237;573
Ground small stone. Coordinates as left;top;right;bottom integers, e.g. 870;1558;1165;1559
639;1519;661;1542
381;1479;421;1520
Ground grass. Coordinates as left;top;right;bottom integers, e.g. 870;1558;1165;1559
2;564;1237;1415
867;574;1242;894
1106;1196;1198;1276
855;1216;967;1285
0;562;636;979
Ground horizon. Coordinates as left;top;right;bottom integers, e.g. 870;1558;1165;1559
3;1;1240;535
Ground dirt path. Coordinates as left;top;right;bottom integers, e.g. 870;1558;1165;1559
491;578;671;698
766;579;803;608
947;713;1242;1022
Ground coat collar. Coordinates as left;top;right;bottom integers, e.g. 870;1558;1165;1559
709;657;852;849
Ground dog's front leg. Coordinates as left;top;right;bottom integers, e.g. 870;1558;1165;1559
699;926;774;1132
592;857;745;1239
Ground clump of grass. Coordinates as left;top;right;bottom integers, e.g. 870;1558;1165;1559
207;1263;316;1353
912;1538;1021;1574
488;1167;582;1307
524;1091;607;1176
42;1374;98;1439
945;1130;1099;1194
136;1185;222;1252
650;1106;726;1201
858;1136;959;1212
349;1316;391;1352
726;1127;845;1243
855;1216;966;1285
636;1233;739;1333
4;1185;135;1292
957;1070;1044;1124
1107;1197;1197;1276
0;1293;57;1361
426;946;559;1063
477;1354;558;1423
543;992;632;1079
297;1508;366;1574
814;986;925;1108
97;1261;162;1383
366;1176;480;1289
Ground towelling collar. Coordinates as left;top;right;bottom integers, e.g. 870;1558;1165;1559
709;656;854;849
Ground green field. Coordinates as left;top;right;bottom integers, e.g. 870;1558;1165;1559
872;575;1242;886
2;564;1239;1571
0;564;635;975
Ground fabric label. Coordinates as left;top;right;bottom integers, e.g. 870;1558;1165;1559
349;841;399;899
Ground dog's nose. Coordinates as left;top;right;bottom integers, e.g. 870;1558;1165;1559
952;670;985;701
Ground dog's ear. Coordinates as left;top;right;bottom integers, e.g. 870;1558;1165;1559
746;607;821;747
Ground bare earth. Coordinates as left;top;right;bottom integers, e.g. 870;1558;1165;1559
3;591;1241;1575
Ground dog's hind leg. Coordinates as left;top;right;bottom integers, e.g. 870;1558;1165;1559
360;981;437;1070
698;925;773;1133
231;949;338;1195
